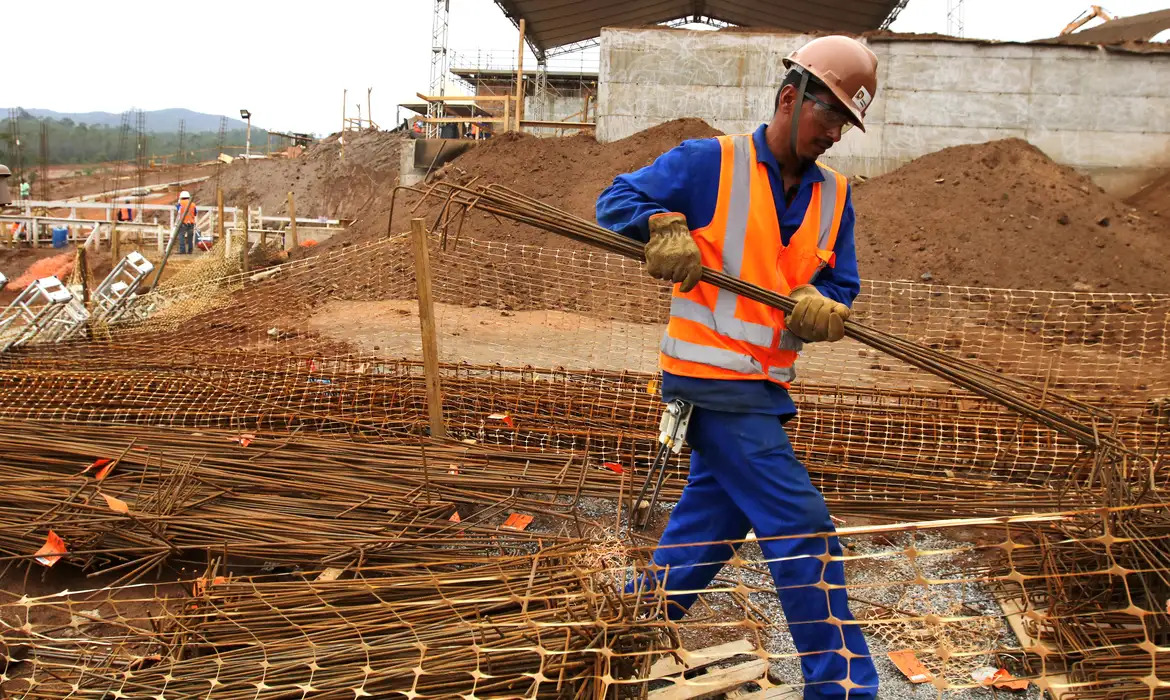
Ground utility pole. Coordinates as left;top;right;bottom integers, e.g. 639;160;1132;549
240;109;252;159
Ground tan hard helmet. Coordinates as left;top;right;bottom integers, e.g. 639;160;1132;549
784;35;879;131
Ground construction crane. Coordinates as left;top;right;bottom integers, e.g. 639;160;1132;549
1061;5;1116;35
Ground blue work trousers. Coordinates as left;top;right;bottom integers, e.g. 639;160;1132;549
177;223;195;254
636;407;878;699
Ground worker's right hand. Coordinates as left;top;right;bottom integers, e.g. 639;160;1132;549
644;212;702;292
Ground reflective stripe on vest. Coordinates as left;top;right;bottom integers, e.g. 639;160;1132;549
659;133;846;385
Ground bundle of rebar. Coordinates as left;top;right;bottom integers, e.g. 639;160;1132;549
402;183;1135;456
6;547;663;700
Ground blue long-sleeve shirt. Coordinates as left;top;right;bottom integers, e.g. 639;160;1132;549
596;123;861;418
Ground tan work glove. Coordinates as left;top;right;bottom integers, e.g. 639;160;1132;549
645;212;702;292
786;285;851;342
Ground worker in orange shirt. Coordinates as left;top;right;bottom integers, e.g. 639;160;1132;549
176;191;197;254
117;198;134;223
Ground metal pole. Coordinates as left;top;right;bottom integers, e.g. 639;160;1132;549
245;115;251;159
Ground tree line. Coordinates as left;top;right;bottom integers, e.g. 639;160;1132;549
0;113;273;169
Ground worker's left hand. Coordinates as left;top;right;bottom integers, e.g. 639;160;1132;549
785;285;850;342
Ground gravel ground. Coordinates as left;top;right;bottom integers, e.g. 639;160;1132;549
523;495;1042;699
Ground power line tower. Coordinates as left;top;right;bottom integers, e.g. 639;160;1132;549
5;109;23;184
177;118;186;185
428;0;450;139
214;116;227;193
946;0;965;37
134;109;147;212
37;122;49;200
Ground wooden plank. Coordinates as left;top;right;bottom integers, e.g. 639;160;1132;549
649;659;769;700
240;205;250;273
647;640;756;680
519;119;595;129
725;684;799;699
514;18;526;131
411;218;446;438
415;93;512;102
997;596;1067;699
286;192;298;249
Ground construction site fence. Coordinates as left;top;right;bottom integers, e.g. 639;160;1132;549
0;232;1165;511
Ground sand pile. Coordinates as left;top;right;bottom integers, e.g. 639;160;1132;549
1126;170;1170;221
309;118;726;253
193;130;409;221
851;139;1170;292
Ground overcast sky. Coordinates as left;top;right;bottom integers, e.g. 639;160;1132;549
5;0;1167;135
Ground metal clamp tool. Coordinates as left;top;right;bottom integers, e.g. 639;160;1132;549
630;399;693;530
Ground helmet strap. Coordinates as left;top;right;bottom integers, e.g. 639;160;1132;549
788;68;810;166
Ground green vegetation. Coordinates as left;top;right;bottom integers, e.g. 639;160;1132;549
0;111;271;167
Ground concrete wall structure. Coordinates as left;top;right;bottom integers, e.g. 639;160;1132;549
597;28;1170;193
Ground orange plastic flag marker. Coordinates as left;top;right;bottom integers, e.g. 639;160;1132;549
100;492;130;514
34;530;68;567
449;510;462;523
887;651;933;684
501;513;533;531
230;433;256;447
972;667;1029;690
487;412;515;428
80;458;113;477
602;462;624;474
95;460;117;481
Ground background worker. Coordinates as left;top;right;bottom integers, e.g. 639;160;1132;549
596;36;879;698
19;179;30;201
176;191;197;255
117;198;134;223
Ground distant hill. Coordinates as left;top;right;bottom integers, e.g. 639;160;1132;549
3;108;249;133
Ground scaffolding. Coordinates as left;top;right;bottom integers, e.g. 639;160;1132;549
0;276;75;352
428;0;451;139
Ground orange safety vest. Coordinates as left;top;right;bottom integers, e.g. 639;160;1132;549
178;200;197;224
659;133;848;387
118;207;132;221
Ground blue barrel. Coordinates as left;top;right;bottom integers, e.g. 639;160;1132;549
51;226;69;248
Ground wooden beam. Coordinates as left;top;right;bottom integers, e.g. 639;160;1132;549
420;117;508;124
647;641;756;681
240;205;250;273
416;93;512;102
411;218;446;439
515;18;526;132
217;187;225;249
287;192;298;250
650;659;769;700
519;119;595;128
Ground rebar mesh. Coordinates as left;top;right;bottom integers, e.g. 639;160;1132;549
0;226;1166;698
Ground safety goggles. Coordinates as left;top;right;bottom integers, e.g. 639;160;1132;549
804;91;854;134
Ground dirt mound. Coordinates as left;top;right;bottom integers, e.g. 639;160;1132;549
192;130;409;221
307;118;724;254
851;139;1170;292
1126;170;1170;221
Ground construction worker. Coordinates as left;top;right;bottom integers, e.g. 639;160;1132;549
19;179;30;201
117;198;134;223
596;36;879;698
176;191;197;255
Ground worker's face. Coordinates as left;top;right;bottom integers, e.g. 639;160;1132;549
773;84;851;161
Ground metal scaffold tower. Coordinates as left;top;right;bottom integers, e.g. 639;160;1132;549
947;0;965;37
428;0;451;139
